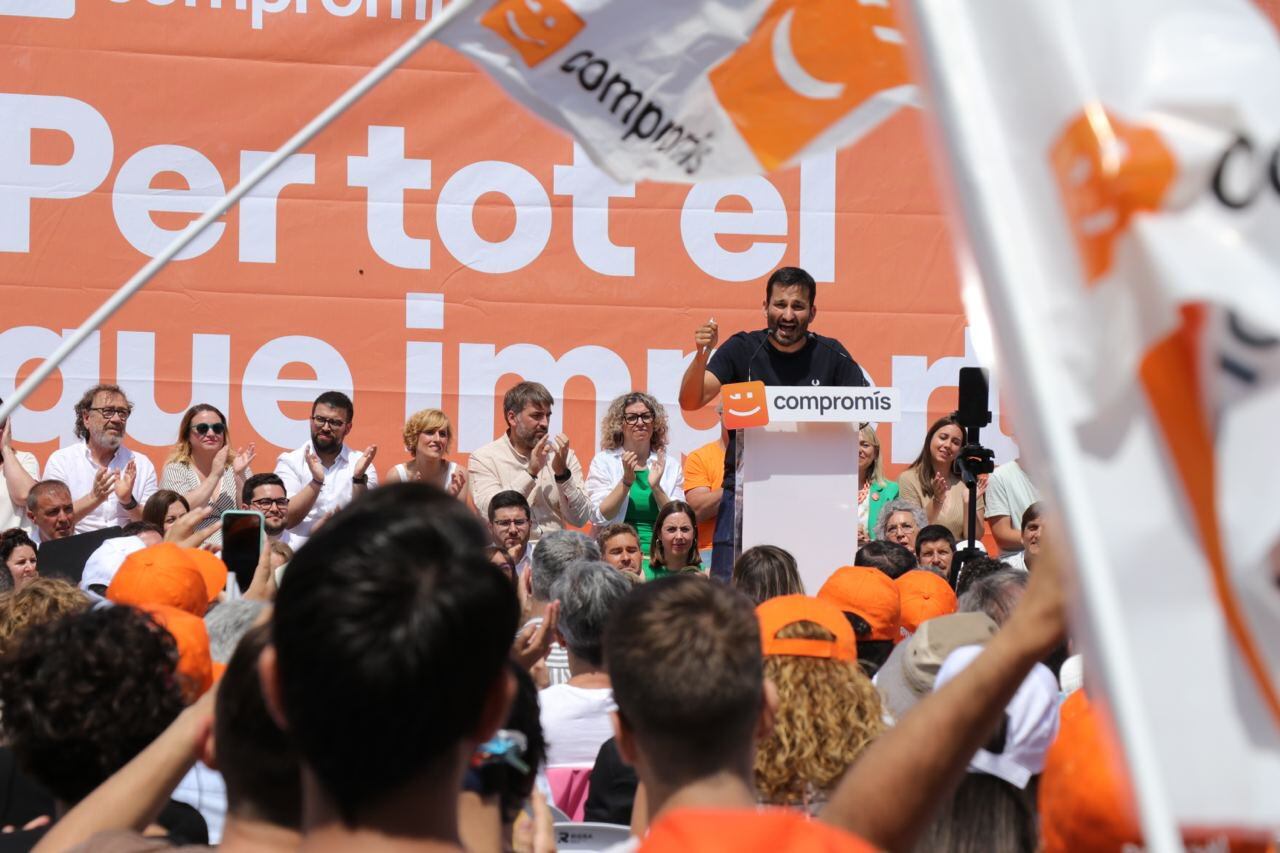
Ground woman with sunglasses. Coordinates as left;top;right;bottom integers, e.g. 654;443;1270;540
161;404;255;543
586;391;683;575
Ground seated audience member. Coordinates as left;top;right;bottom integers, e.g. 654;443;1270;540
459;663;547;853
80;532;154;594
205;598;268;664
274;391;377;548
484;544;517;587
858;424;899;544
817;565;902;676
754;595;885;813
896;415;985;540
488;490;533;576
0;606;204;847
584;738;638;827
0;578;89;657
874;499;928;550
587;393;684;575
162;404;255;546
0;408;39;534
142;489;190;534
855;539;917;580
0;529;38;592
469;382;590;542
604;545;1070;852
954;555;1011;597
24;481;75;544
387;408;468;500
683;408;726;564
241;473;292;546
647;500;701;581
916;645;1060;853
31;622;303;853
895;569;958;636
959;567;1028;627
528;530;600;687
875;612;999;723
262;482;519;850
985;454;1040;556
540;562;630;768
731;545;804;606
597;522;643;580
44;385;158;533
916;524;958;578
1004;502;1043;572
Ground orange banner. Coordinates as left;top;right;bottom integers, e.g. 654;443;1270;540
0;1;1013;478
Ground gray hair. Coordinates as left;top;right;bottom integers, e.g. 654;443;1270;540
531;530;600;601
204;599;268;664
550;560;631;667
873;498;928;541
957;569;1027;626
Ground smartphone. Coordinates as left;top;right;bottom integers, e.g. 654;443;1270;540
221;510;264;593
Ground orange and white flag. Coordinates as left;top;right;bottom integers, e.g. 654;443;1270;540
908;0;1280;834
438;0;918;181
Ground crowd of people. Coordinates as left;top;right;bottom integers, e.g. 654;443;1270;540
0;265;1245;852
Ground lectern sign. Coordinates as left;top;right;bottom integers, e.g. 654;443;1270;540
722;383;900;428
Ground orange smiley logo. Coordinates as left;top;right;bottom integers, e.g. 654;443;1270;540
480;0;585;68
722;381;770;429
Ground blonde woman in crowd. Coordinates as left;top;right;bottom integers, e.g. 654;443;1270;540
387;409;468;501
858;424;899;544
161;404;254;544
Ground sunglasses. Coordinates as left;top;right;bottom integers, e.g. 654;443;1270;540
191;422;226;436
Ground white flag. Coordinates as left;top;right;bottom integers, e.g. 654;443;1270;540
438;0;919;182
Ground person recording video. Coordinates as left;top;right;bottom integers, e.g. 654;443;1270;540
679;266;869;581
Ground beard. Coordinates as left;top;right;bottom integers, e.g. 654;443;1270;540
311;430;340;452
768;315;809;346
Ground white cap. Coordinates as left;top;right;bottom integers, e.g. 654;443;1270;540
1058;653;1084;696
79;536;147;591
934;644;1060;789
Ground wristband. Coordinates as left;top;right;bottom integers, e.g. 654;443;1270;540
311;478;324;488
119;496;138;511
351;475;368;485
554;469;572;484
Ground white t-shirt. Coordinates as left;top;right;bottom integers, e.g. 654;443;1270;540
539;683;616;767
0;450;38;534
44;441;159;533
984;460;1039;555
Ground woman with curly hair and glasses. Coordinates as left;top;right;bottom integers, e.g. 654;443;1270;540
0;529;38;592
386;408;468;501
161;404;254;545
586;392;684;573
753;595;886;814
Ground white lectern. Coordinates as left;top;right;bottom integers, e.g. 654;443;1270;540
723;383;900;596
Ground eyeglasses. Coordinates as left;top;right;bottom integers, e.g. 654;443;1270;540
492;518;530;528
312;415;347;430
623;412;655;425
89;406;131;421
191;422;225;436
251;498;290;510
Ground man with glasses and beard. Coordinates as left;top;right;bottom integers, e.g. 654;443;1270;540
679;266;869;581
241;473;294;546
45;384;158;533
273;391;377;548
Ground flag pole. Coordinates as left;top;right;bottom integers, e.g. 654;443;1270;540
0;0;476;427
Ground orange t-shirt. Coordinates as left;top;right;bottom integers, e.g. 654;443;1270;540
640;808;875;852
683;440;726;552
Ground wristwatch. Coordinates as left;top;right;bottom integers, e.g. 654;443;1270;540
119;495;138;511
351;475;368;485
554;469;572;484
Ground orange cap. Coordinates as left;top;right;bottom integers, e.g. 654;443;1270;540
639;808;874;852
106;544;207;617
816;566;900;643
143;603;213;703
895;570;958;636
184;548;229;603
757;595;856;662
1039;691;1272;852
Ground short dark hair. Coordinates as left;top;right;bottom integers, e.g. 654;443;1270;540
26;480;71;514
487;490;531;524
605;577;762;787
731;545;804;606
649;501;700;571
1021;502;1042;531
120;521;163;538
765;266;817;305
596;522;639;551
0;606;184;804
311;391;354;422
242;473;287;507
855;540;917;580
0;530;36;592
502;381;553;418
272;483;518;825
915;524;957;555
216;623;300;830
955;556;1011;597
142;490;189;529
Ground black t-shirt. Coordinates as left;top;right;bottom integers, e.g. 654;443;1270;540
707;330;869;491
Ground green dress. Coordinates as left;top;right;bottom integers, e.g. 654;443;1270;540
624;470;662;580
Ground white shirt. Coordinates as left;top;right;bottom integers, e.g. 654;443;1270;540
585;447;685;525
44;441;158;533
538;683;616;767
984;460;1040;556
0;450;38;534
274;442;377;548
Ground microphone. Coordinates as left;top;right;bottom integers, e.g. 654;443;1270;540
746;329;774;382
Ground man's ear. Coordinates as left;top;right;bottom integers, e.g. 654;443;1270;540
809;303;818;325
257;644;290;733
473;666;517;744
611;710;638;767
756;678;779;743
